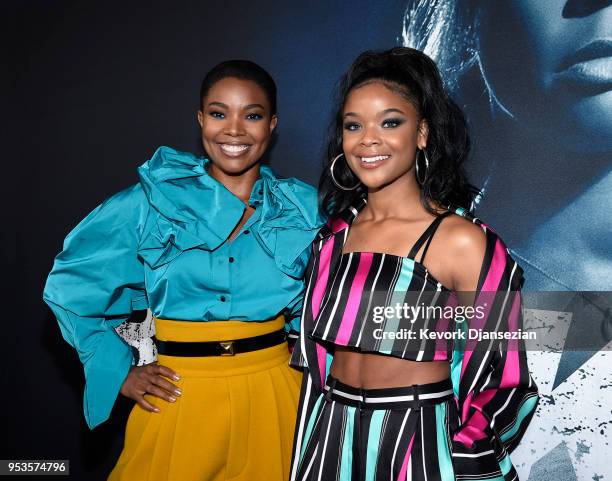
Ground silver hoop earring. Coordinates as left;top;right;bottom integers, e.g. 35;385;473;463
415;149;430;185
330;153;361;191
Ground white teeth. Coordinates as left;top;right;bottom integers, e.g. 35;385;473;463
361;155;389;163
220;144;249;153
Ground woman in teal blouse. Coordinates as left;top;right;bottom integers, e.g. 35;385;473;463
43;60;323;481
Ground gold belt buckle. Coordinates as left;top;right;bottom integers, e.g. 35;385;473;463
219;341;235;356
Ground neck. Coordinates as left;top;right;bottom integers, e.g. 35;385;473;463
207;162;261;204
363;172;425;221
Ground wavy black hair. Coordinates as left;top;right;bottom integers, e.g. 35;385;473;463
319;47;477;217
200;59;277;115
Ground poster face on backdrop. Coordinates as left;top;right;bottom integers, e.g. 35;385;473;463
7;1;611;480
402;1;612;480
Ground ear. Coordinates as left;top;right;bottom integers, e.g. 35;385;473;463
197;110;204;128
417;119;429;150
270;114;278;132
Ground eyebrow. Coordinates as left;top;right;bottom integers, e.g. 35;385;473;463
343;108;406;118
381;108;405;115
206;101;265;110
207;101;228;109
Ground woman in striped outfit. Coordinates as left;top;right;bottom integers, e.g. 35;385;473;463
288;47;539;481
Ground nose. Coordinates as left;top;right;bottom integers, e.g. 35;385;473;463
359;124;381;147
563;0;612;17
224;115;246;136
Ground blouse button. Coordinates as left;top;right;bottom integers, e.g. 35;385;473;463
229;257;235;263
243;230;250;235
220;295;226;302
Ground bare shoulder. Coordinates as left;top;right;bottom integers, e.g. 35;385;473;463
436;213;486;258
430;213;487;290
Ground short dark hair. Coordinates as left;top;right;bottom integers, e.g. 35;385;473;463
199;59;277;115
320;47;477;217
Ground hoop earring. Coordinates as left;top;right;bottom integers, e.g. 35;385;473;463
330;153;361;191
415;149;430;185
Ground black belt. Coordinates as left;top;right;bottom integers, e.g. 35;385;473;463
154;329;287;357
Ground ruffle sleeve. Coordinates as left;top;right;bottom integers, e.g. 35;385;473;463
43;184;149;429
252;174;324;279
449;225;539;480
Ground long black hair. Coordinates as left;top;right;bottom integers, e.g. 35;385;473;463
319;47;477;217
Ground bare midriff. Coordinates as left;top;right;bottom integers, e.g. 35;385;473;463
329;346;450;388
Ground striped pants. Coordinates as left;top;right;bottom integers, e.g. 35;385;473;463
293;376;458;481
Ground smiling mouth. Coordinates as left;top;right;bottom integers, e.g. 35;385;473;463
219;143;250;155
360;155;390;164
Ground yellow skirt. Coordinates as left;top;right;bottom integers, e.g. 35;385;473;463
109;316;302;481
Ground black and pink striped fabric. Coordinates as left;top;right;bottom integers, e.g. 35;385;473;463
307;215;456;363
289;200;539;481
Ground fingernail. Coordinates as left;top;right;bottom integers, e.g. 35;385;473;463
173;375;180;381
153;407;160;413
169;396;176;402
174;389;182;396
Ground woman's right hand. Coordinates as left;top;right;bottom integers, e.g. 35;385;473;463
120;363;181;412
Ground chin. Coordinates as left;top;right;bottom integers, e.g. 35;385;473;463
220;161;259;176
359;177;396;191
356;169;409;191
209;154;261;176
566;93;612;153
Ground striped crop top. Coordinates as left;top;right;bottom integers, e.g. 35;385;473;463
308;208;456;362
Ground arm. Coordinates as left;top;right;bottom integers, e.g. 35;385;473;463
288;241;328;481
43;185;148;428
449;224;539;477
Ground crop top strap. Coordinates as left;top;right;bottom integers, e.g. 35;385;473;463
407;212;451;263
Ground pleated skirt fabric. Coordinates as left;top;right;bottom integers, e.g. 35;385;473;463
293;376;459;481
108;316;302;481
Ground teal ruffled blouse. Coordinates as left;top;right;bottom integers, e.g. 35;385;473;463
43;146;324;429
